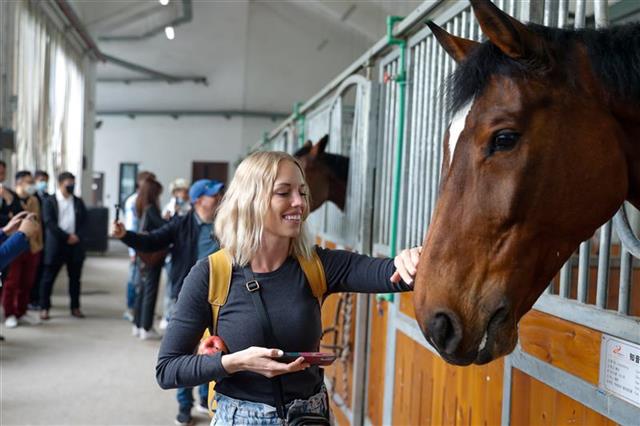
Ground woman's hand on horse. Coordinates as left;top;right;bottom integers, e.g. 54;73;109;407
391;246;422;286
221;346;310;377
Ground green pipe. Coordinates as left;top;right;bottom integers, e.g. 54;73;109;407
294;102;306;146
378;16;407;304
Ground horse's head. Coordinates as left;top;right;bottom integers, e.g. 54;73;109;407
294;135;349;212
414;0;632;365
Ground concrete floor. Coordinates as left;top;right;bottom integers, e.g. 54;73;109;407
0;241;212;426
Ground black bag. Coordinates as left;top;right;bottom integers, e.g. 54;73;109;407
136;207;168;268
242;268;331;425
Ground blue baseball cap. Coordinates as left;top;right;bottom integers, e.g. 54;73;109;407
189;179;224;202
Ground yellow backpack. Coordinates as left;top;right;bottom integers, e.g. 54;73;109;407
205;248;327;416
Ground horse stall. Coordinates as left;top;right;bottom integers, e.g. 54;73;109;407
253;1;640;424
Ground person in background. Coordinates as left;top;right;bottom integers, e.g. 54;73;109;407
29;169;50;310
112;179;225;425
2;171;43;328
0;161;21;228
122;171;156;322
159;178;191;330
39;172;87;320
162;178;191;220
132;178;166;340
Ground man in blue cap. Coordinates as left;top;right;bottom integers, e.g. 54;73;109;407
112;179;224;424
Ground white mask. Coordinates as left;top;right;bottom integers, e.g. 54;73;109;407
25;185;37;196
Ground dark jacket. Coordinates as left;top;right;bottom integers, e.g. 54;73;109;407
0;188;21;227
41;194;87;264
121;211;202;298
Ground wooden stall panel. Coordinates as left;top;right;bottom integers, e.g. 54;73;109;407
519;310;601;385
511;369;617;426
399;292;415;319
366;297;388;426
392;332;504;426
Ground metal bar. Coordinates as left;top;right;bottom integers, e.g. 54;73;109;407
534;294;640;344
557;0;569;28
95;109;288;120
559;260;572;299
501;355;513;426
263;0;448;141
97;76;207;85
577;240;591;303
594;0;609;29
351;294;370;426
53;0;105;61
618;248;632;315
509;348;640;425
574;0;586;29
596;221;612;308
102;53;203;83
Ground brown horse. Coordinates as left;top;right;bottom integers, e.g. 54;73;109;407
294;135;350;212
413;0;640;365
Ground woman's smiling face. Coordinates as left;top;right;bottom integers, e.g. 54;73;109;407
263;160;309;241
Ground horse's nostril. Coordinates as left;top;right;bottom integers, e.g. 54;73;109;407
428;311;462;355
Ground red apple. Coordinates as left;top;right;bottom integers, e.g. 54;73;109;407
198;335;228;355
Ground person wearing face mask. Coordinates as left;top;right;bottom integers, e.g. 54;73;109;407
2;171;44;328
111;179;224;424
28;170;50;310
39;171;87;320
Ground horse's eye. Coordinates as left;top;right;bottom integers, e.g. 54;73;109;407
490;131;520;155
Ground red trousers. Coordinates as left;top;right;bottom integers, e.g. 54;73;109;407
2;250;41;318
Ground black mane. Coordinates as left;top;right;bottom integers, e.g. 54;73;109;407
293;146;349;182
447;22;640;113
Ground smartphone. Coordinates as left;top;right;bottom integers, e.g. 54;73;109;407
277;352;337;366
114;204;120;222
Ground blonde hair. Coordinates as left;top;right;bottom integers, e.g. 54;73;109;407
214;151;314;266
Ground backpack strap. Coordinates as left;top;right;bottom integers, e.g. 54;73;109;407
208;248;233;335
206;248;233;417
296;249;327;305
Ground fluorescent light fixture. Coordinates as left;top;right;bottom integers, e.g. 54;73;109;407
159;0;170;5
165;26;175;40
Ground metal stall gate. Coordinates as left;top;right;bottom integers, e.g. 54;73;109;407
254;1;640;425
369;1;640;425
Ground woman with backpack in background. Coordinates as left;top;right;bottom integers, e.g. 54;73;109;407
133;178;167;340
155;151;420;425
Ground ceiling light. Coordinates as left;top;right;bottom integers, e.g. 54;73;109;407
159;0;170;5
165;26;175;40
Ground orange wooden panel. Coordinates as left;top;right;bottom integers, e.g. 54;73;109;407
399;292;415;319
330;399;350;426
367;297;388;426
510;370;617;426
315;236;323;246
518;310;601;385
324;240;338;250
392;331;504;426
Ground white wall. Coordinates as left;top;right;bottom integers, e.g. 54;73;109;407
94;115;254;221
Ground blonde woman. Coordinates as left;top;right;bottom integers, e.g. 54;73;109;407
156;151;420;425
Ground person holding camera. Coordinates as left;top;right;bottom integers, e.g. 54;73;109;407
0;211;39;270
154;152;419;425
112;178;225;424
2;171;43;328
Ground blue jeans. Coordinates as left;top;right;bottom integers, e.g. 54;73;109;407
177;384;209;411
162;261;175;321
211;386;330;425
126;261;137;310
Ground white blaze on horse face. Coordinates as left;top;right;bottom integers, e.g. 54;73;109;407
447;100;474;167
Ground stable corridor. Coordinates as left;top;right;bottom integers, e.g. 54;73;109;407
0;242;208;426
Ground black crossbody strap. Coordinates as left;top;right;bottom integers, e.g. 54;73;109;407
242;267;287;420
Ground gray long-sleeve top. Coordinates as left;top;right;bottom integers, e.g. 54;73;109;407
156;246;411;405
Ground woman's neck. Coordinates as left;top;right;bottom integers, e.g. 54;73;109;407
251;234;291;273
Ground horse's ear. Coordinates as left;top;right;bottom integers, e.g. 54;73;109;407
310;135;329;158
303;140;312;150
470;0;541;59
426;21;479;63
